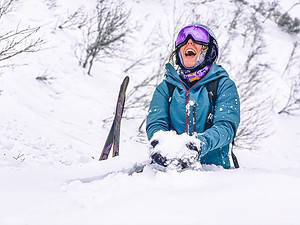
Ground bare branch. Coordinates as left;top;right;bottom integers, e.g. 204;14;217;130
278;73;300;115
0;1;44;64
282;41;299;78
45;0;57;10
0;0;14;20
57;7;88;30
276;41;300;115
276;2;300;23
13;153;25;161
0;26;44;62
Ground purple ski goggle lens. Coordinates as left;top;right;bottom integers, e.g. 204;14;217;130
175;25;210;47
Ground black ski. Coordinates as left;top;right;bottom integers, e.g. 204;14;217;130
99;76;130;160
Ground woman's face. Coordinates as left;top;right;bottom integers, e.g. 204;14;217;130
179;38;205;68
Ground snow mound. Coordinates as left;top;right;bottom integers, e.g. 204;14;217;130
150;130;200;159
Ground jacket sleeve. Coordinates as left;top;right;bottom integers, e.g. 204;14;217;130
198;78;240;157
146;81;171;140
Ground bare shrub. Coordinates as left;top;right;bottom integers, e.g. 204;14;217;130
36;70;56;84
0;0;14;19
226;8;273;150
0;0;44;64
0;27;44;62
277;13;300;34
218;4;243;66
79;0;130;75
278;42;300;115
44;0;57;10
57;7;88;30
278;76;300;115
240;0;300;34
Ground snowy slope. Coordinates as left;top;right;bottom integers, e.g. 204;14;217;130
0;0;300;225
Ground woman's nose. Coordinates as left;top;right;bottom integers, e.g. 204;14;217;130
187;38;194;45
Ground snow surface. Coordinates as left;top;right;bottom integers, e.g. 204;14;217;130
0;0;300;225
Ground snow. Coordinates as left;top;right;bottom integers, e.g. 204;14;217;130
2;160;300;225
0;0;300;225
150;130;200;160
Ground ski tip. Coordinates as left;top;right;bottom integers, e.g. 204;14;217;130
121;76;130;89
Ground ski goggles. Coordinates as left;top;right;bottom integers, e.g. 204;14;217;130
175;25;210;48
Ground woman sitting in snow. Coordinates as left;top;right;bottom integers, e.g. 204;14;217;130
146;24;240;169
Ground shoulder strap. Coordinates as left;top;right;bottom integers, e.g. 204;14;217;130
231;140;240;168
166;82;175;102
205;79;220;130
205;78;239;169
166;82;175;130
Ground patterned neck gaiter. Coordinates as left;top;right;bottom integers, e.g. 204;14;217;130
179;64;212;83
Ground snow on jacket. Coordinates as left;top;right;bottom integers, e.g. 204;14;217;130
146;63;240;169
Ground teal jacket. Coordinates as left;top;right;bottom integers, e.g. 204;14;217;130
146;63;240;169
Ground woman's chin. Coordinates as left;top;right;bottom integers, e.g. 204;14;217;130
183;62;196;69
182;57;197;68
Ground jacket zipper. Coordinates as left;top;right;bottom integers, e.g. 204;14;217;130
179;80;189;134
185;89;190;134
180;79;204;135
175;66;213;135
193;105;196;133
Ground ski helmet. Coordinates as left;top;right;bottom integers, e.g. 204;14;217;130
175;24;219;72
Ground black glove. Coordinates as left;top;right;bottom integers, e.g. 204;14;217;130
150;140;200;169
150;139;159;148
150;140;168;167
186;142;200;154
178;142;200;169
151;152;168;167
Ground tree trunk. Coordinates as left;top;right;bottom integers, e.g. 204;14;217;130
87;57;94;75
82;55;89;69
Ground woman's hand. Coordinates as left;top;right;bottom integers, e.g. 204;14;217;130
149;132;201;169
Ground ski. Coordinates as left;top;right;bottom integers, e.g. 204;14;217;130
77;160;203;183
72;161;151;183
99;76;130;160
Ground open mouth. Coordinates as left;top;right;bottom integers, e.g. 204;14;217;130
185;48;196;57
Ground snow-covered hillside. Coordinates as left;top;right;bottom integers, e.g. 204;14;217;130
0;0;300;224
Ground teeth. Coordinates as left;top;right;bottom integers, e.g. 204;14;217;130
185;48;196;56
186;49;195;54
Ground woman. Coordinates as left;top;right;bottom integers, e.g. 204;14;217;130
146;24;240;169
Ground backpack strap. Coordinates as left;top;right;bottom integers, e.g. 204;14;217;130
231;140;239;168
166;82;176;129
166;82;175;102
205;79;219;130
205;79;239;169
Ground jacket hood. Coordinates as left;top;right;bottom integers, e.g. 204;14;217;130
165;63;228;90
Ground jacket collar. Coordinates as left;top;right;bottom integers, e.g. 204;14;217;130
165;63;228;90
